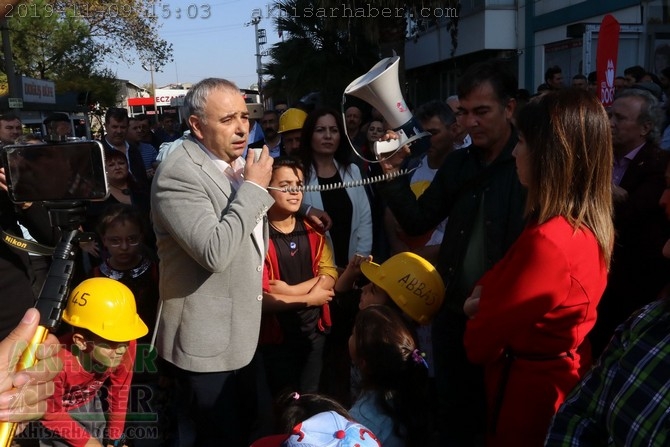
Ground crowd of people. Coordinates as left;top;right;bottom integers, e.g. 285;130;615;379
0;57;668;447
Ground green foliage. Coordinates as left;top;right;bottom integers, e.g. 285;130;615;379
2;0;173;108
264;0;382;107
0;72;8;96
49;0;173;70
264;0;460;105
56;67;119;109
8;0;92;79
4;0;119;107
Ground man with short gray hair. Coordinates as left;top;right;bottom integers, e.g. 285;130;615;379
590;88;670;357
151;77;275;446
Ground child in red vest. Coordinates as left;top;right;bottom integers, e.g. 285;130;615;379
259;156;338;397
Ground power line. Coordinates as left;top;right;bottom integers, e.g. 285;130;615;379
160;23;242;37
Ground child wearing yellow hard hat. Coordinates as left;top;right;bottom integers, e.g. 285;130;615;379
331;252;445;407
38;278;147;447
335;251;445;325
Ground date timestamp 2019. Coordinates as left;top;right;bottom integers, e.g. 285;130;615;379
4;2;212;20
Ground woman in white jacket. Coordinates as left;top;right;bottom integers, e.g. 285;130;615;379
297;108;373;268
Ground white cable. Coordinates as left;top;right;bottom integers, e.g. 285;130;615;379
279;167;416;193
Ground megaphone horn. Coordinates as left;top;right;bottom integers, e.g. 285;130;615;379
343;56;429;160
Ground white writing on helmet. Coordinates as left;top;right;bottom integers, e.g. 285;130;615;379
397;274;435;305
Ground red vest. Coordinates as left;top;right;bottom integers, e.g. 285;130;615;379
260;219;331;345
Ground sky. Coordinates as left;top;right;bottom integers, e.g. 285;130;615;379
108;0;281;90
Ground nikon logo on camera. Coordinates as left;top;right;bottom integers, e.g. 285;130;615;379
3;234;28;250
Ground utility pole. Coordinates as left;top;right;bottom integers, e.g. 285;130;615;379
141;60;158;123
246;8;266;103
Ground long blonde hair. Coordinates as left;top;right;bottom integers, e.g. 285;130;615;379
515;89;614;267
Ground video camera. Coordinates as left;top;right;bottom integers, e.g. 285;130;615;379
0;140;109;445
0;140;108;203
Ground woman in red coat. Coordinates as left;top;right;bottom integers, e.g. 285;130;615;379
463;89;614;447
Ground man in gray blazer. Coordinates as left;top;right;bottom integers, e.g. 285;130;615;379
151;78;274;447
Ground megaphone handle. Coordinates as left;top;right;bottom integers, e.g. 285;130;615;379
0;325;50;446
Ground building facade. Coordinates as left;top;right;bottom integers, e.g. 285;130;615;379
405;0;664;104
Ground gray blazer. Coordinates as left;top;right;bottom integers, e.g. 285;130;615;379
151;138;274;373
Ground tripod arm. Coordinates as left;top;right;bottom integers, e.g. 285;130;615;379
0;227;80;446
34;229;79;330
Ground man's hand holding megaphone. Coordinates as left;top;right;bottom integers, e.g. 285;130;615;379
377;130;411;175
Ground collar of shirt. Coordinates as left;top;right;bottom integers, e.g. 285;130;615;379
613;143;644;186
267;139;282;158
454;133;472;150
617;143;645;163
105;137;129;152
192;136;246;188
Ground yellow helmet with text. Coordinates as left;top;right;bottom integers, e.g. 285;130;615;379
360;252;445;325
63;278;148;342
278;108;308;134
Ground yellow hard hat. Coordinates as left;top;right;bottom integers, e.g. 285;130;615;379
63;278;148;342
360;252;445;325
278;108;308;133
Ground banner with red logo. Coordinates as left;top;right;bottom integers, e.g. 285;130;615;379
596;14;620;107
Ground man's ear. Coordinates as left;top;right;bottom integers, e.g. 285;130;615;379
189;115;203;140
640;120;653;138
504;98;517;121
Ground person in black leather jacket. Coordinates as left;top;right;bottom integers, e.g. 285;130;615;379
0;172;59;340
378;60;527;446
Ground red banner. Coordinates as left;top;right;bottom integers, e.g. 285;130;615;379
596;14;620;107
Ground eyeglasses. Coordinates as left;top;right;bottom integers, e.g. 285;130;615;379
104;235;141;247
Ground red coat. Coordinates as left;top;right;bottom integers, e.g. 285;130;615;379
464;216;607;446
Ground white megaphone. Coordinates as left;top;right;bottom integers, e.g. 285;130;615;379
343;55;430;160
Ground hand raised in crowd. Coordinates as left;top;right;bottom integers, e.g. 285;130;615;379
0;308;62;428
377;131;411;174
463;285;482;319
244;145;273;188
306;276;335;307
306;207;333;231
79;240;100;259
342;253;373;277
0;167;6;193
334;254;374;293
0;167;32;209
